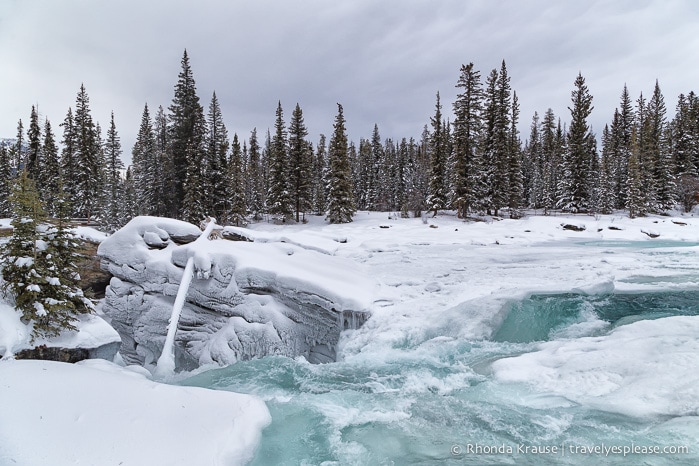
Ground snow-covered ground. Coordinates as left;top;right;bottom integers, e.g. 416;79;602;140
0;359;270;466
3;210;699;465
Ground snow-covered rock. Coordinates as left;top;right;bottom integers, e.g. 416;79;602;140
98;217;374;370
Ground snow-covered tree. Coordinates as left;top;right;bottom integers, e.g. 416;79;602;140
102;112;125;232
72;84;103;221
205;92;229;221
227;134;247;226
26;106;42;182
168;49;205;219
451;63;483;218
288;103;312;222
311;134;328;215
246;128;265;220
0;172;93;341
426;92;448;215
40;119;61;216
326;104;355;223
267;101;292;221
558;73;596;212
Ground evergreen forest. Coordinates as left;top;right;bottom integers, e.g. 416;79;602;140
3;50;699;232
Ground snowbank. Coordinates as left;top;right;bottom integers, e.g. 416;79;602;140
0;359;270;465
0;302;120;360
492;315;699;418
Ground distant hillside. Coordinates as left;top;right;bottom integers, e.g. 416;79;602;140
0;138;17;148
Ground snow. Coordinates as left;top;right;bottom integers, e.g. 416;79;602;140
0;301;120;359
100;216;375;368
492;316;699;418
4;210;699;463
0;359;270;466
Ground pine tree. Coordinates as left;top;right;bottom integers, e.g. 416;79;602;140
507;91;523;217
558;73;595;212
0;145;11;217
312;134;328;215
40;119;61;216
205;92;229;221
10;119;25;176
26;106;42;181
168;49;204;219
597;124;616;214
426;92;448;215
72;84;102;221
646;81;676;211
246;128;265;220
267;101;292;221
1;171;49;338
288;103;312;222
102;112;125;232
154;106;172;217
451;63;483;218
0;172;92;340
181;103;208;224
611;85;634;209
326;104;355;223
121;167;138;223
60;108;77;206
227;134;247;226
132;104;157;216
626;127;646;217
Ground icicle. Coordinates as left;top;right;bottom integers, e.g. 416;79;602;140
155;219;217;378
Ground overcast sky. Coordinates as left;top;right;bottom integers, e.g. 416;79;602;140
1;0;698;164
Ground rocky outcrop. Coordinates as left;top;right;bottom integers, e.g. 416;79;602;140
98;217;373;371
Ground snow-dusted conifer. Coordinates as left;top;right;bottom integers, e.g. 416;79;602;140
426;92;448;215
267;102;292;221
326;104;355;223
288;103;312;222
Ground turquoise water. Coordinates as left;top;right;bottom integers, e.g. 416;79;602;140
180;291;699;465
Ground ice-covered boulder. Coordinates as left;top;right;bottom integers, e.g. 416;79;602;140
98;216;373;370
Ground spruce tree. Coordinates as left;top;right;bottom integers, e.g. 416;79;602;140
60;108;77;205
10;119;24;176
558;73;595;212
102;112;125;232
181;103;208;224
168;49;204;219
507;91;523;218
426;92;448;215
154;106;172;217
597;124;616;214
326;104;355;223
132;104;156;216
267;101;292;221
205;92;229;221
288;103;312;222
246;128;265;220
72;84;102;221
646;81;676;211
0;145;11;216
452;63;483;218
312;134;328;215
626;127;646;217
26;106;42;181
227;134;247;225
0;172;93;340
41;119;61;216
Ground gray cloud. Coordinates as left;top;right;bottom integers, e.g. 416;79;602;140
1;0;698;163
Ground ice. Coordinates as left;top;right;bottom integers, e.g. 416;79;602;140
0;359;270;465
